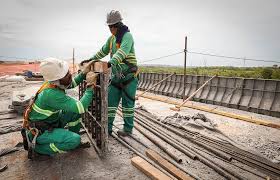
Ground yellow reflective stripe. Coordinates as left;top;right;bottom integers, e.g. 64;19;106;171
32;104;58;117
113;54;123;63
72;78;77;87
100;50;106;57
49;143;57;152
108;113;116;117
76;101;85;114
95;53;102;59
123;115;134;117
123;107;134;110
50;143;65;153
68;118;81;127
118;49;127;58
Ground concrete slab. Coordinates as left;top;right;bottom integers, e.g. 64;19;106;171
12;85;41;106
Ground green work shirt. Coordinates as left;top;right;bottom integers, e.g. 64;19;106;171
90;32;137;82
29;73;93;123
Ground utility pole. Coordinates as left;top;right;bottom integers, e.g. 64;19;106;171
183;36;187;101
72;48;75;72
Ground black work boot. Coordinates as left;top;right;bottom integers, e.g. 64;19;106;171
117;130;132;137
79;141;91;149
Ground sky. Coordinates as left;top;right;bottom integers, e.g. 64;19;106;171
0;0;280;67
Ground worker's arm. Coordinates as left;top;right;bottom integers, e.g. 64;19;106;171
68;72;86;89
89;37;111;61
109;32;133;66
47;88;94;114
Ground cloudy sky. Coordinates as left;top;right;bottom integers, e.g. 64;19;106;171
0;0;279;66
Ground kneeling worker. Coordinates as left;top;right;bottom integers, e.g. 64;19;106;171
22;57;97;158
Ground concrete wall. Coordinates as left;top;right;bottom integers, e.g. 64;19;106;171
138;73;280;118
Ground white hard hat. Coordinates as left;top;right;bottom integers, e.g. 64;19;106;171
106;10;123;25
39;57;69;81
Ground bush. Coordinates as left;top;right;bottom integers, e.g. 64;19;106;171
261;68;273;79
272;69;280;79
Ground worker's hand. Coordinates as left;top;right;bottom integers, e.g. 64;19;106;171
81;60;96;75
86;71;98;88
80;59;91;66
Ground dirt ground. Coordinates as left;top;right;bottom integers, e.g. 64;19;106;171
0;78;280;179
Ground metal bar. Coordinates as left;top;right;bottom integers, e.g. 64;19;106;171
81;121;102;156
135;110;232;162
134;110;246;180
134;114;197;160
116;110;185;163
134;124;183;163
183;36;187;101
72;48;75;72
112;132;176;179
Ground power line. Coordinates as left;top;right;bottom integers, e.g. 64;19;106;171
139;51;184;63
1;48;279;65
187;51;280;64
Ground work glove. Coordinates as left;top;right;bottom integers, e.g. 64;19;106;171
86;71;98;87
80;59;93;66
81;60;96;75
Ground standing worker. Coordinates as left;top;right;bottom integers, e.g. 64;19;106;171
83;10;138;136
22;58;98;158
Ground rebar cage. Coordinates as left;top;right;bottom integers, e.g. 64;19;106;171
79;72;108;156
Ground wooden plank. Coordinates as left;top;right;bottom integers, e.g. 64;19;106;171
146;149;193;180
131;156;172;180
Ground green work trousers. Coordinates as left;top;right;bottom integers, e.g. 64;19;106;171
108;77;138;134
34;111;81;155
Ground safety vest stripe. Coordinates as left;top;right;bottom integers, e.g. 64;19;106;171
123;108;134;111
122;107;134;110
127;55;136;58
50;143;65;153
108;113;116;117
113;54;123;63
118;49;127;58
76;101;85;114
72;78;77;87
68;118;81;127
108;107;117;109
95;53;102;59
97;51;105;58
123;115;134;117
99;50;106;57
32;104;58;117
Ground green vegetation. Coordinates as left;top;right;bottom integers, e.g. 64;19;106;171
139;66;280;80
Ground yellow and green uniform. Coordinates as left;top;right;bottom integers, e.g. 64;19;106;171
90;32;138;134
29;73;93;155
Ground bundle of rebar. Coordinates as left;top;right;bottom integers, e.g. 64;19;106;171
134;109;280;180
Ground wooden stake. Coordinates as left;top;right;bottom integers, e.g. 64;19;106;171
171;75;217;111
